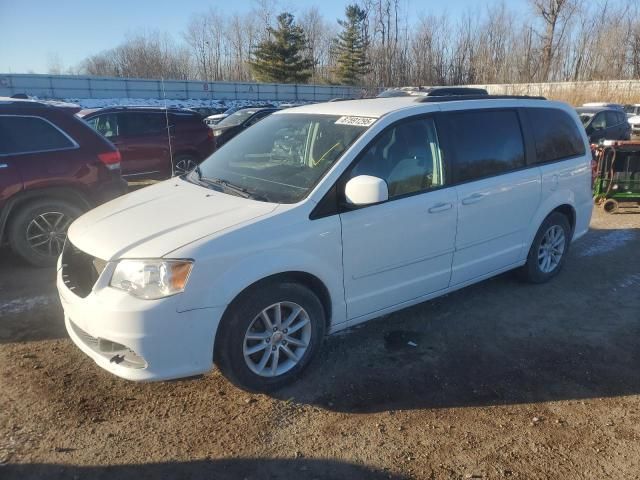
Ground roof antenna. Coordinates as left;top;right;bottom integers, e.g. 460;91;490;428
161;77;175;176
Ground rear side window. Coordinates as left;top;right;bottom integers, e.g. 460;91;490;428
440;110;525;183
121;113;167;136
0;115;75;155
527;108;586;164
605;111;619;127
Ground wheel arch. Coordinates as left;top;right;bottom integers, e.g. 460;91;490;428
0;187;91;242
222;271;333;328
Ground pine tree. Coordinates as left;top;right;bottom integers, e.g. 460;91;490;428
250;13;314;84
334;5;370;86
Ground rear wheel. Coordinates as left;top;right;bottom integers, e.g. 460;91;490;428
518;212;571;284
8;199;83;267
215;282;326;392
602;198;619;214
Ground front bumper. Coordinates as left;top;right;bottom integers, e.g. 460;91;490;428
57;263;224;381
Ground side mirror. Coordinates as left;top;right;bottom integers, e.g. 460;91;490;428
344;175;388;206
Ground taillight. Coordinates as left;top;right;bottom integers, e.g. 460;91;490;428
98;150;121;170
207;128;214;140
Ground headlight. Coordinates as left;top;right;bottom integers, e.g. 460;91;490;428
213;129;223;136
110;259;193;299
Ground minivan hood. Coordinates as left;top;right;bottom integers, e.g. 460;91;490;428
68;179;278;260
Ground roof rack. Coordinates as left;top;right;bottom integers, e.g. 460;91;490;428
414;94;546;103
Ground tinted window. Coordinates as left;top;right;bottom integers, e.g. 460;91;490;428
528;108;586;163
0;115;74;155
86;113;119;138
441;110;524;183
617;112;627;124
605;111;619;127
349;117;444;198
591;113;606;130
121;113;167;136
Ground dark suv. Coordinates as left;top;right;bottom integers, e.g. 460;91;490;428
0;98;127;266
81;107;216;179
576;106;631;143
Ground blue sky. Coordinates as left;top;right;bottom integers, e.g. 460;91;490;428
0;0;528;74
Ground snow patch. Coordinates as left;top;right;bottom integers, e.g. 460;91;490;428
0;295;55;314
34;97;309;110
578;230;636;257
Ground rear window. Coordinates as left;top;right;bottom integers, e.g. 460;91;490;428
527;108;585;164
440;109;525;183
0;115;75;155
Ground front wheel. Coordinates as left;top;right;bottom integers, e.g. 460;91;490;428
518;212;571;284
214;282;326;392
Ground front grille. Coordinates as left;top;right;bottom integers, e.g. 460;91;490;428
61;241;104;298
69;319;99;348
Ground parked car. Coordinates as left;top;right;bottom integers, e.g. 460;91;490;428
0;97;127;266
211;107;280;147
623;104;640;118
582;102;625;110
81;106;216;179
204;105;270;127
190;106;226;118
576;106;631;143
377;86;488;98
58;95;593;391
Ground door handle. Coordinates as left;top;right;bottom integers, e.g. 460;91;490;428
461;192;487;205
428;202;453;213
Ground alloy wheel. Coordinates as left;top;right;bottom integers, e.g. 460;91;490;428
243;302;312;377
173;158;198;176
537;225;566;273
26;211;71;258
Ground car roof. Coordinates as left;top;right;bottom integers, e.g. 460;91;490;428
0;96;81;111
278;96;556;119
82;105;199;116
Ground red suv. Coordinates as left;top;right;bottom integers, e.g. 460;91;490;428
81;107;216;179
0;98;127;267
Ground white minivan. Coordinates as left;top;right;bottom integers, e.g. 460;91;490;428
58;96;593;391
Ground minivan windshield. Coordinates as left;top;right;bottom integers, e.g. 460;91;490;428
190;113;372;203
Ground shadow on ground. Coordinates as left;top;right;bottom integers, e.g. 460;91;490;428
3;458;407;480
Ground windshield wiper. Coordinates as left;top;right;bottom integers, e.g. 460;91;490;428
202;177;270;202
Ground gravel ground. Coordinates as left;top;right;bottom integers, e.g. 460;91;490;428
1;207;639;480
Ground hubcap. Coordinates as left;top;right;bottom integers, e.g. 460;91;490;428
173;159;197;176
538;225;566;273
26;211;72;257
243;301;312;377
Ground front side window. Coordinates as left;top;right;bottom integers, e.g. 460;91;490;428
440;110;525;183
527;108;586;163
0;115;74;155
86;113;119;138
193;113;370;203
348;117;444;198
591;112;606;130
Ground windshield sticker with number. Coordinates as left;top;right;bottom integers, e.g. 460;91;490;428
334;116;377;127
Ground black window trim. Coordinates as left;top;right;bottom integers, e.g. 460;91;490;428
437;107;529;186
0;114;79;157
310;112;449;219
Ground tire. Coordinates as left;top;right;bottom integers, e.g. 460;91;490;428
8;199;84;267
215;282;326;392
172;155;198;177
518;212;571;284
602;198;619;214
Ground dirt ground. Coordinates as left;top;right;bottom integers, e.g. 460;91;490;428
1;207;639;480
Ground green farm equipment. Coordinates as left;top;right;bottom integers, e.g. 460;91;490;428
592;141;640;213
